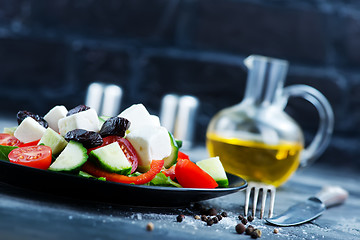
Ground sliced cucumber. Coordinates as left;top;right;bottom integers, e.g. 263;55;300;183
163;132;179;168
196;156;229;187
3;127;17;136
49;141;88;173
38;128;68;155
89;142;132;175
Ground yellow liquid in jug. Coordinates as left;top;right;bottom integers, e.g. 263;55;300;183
206;133;303;187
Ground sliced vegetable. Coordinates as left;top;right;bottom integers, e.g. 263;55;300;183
175;159;218;189
163;132;179;168
38;128;68;155
0;133;22;146
196;156;229;188
48;141;88;173
89;142;132;175
87;136;139;174
81;159;164;185
161;164;176;180
18;140;40;148
8;145;52;170
3;127;17;136
177;151;189;160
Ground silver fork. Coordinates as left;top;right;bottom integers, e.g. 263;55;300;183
244;182;276;219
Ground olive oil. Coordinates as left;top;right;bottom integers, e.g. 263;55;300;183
206;133;303;187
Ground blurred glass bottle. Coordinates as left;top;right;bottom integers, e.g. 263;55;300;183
206;55;334;187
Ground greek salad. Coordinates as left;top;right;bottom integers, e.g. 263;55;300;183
0;104;229;189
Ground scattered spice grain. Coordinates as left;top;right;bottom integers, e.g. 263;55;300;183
245;225;255;235
235;223;246;234
146;222;154;231
176;214;185;222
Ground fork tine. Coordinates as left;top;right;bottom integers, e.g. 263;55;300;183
252;187;259;217
260;188;268;219
244;185;252;216
268;186;276;218
244;182;276;219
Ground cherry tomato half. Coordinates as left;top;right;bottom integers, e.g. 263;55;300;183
82;159;164;185
87;136;139;173
175;159;218;189
0;133;22;146
8;145;52;170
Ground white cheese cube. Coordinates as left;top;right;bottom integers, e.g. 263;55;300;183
44;105;68;132
14;117;47;143
126;125;171;170
58;108;100;136
149;115;161;126
118;104;160;132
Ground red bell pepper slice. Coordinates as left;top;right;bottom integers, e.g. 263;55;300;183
175;159;218;188
81;160;164;185
177;151;189;160
161;164;176;180
18;139;40;148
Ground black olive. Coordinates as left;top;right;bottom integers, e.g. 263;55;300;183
17;110;48;128
66;105;90;116
99;117;130;138
64;129;103;148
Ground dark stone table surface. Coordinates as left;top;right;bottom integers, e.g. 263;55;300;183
0;145;359;240
0;119;359;240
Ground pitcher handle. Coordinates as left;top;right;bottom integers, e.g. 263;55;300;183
283;84;334;167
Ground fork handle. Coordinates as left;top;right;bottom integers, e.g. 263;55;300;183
315;186;348;208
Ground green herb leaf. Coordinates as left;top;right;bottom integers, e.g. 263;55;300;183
147;172;182;188
0;145;17;161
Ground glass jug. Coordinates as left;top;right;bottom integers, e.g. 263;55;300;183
206;55;334;187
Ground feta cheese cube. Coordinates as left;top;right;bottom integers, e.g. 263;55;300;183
58;108;100;136
118;104;160;132
44;105;68;132
14;117;47;143
126;125;171;170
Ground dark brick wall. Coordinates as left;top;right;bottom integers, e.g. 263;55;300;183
0;0;359;168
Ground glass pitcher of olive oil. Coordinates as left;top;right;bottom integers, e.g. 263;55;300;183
206;55;334;187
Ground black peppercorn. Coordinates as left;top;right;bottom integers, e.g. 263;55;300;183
208;208;217;216
221;212;228;217
247;215;254;222
235;223;246;234
238;214;245;220
207;219;214;226
241;218;248;225
176;214;185;222
251;229;262;239
212;217;219;224
245;225;255;235
216;214;223;221
201;215;207;222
